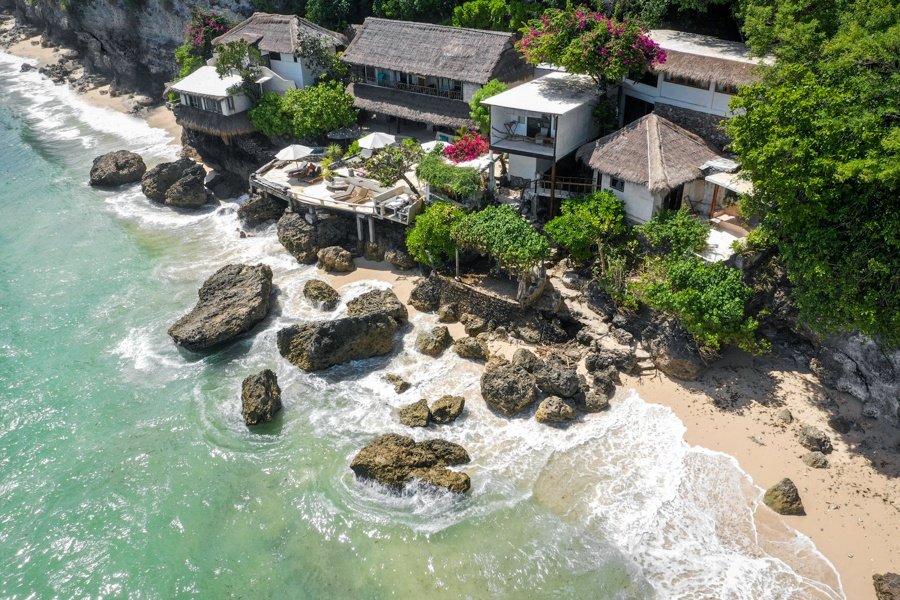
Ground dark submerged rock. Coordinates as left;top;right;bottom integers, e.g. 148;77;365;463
89;150;146;187
349;433;471;493
277;313;398;371
168;264;273;352
241;369;282;426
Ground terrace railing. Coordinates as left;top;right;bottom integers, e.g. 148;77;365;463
362;77;463;101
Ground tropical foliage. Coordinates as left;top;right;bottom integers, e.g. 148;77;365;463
544;191;628;271
452;204;551;275
174;11;232;78
249;81;357;140
727;0;900;344
406;201;466;266
452;0;541;32
365;138;424;193
468;79;508;135
443;132;489;163
416;150;483;199
215;40;263;99
516;7;667;84
636;208;710;256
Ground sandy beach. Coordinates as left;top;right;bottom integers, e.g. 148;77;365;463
4;28;897;600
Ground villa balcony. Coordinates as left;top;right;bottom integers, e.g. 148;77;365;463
360;78;463;101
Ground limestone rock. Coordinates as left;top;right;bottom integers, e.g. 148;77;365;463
349;433;471;493
873;573;900;600
276;313;398;371
535;357;581;398
574;387;611;413
384;248;417;270
317;246;355;273
164;168;210;208
802;451;830;469
437;303;458;323
277;212;319;264
399;399;431;427
346;289;408;323
303;279;340;310
383;373;411;394
763;478;805;515
238;192;287;227
430;395;464;424
205;170;246;200
798;425;833;454
168;264;273;352
511;348;543;374
416;326;452;357
89;150;146;187
776;408;794;424
460;313;488;336
480;357;538;417
535;396;577;424
452;335;488;360
641;317;706;380
241;369;282;426
141;158;199;201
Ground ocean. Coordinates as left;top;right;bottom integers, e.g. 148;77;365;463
0;51;845;599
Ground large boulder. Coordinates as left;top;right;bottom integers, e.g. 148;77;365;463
241;369;282;426
346;289;408;323
763;478;805;515
535;396;577;424
384;248;417;271
205;170;246;200
798;425;833;454
535;357;581;399
452;335;488;360
277;212;318;264
416;326;452;357
238;192;287;227
317;246;355;273
398;399;431;427
430;395;464;424
873;573;900;600
89;150;146;187
383;373;411;394
276;313;398;371
164;167;210;208
141;158;199;201
349;433;471;493
641;317;705;381
168;264;273;352
303;279;340;310
802;451;830;469
480;357;538;417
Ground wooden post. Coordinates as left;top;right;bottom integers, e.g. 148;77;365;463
592;170;599;193
455;248;460;280
488;151;496;192
549;160;557;219
709;185;720;219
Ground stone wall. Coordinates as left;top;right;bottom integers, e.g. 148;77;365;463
653;103;730;151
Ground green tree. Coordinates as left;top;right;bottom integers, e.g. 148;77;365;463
215;40;263;100
374;0;461;22
726;0;900;344
280;80;358;139
406;201;465;267
451;0;540;31
248;93;292;137
365;138;424;194
544;190;627;273
636;208;710;256
415;150;482;200
468;79;508;136
306;0;353;30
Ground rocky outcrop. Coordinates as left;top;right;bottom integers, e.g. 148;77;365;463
512;349;580;398
798;425;833;454
89;150;146;187
277;212;357;265
205;170;245;200
164;167;209;208
238;193;287;227
349;433;471;493
383;373;411;394
641;317;705;380
303;279;340;311
480;357;538;417
437;304;458;323
415;326;452;357
452;335;488;360
574;389;611;413
398;399;431;427
384;248;417;271
763;478;805;515
535;396;577;424
277;313;398;371
140;158;208;208
346;289;408;323
810;333;900;423
317;246;354;273
873;573;900;600
168;263;272;352
802;451;829;469
240;369;282;426
430;395;464;424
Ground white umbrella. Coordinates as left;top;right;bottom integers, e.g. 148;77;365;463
275;144;314;161
357;132;396;151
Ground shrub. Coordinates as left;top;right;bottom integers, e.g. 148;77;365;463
250;82;358;140
469;79;508;135
406;201;465;267
248;93;292;138
443;131;489;163
636;208;709;256
416;150;482;199
544;190;627;266
452;204;551;276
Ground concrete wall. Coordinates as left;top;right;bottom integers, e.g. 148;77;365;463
620;73;737;118
268;52;327;89
178;91;252;116
508;154;552;181
463;81;481;103
599;173;661;223
554;102;599;159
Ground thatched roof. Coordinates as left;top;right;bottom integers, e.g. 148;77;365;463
348;83;474;129
577;114;721;194
213;13;347;54
648;30;769;87
341;18;531;85
173;104;256;140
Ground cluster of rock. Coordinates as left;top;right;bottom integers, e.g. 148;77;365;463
141;158;210;208
238;192;287;227
399;396;465;427
415;326;452;357
350;433;471;493
276;212;356;265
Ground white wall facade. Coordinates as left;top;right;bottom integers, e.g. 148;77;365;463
508;154;553;181
179;92;252;116
268;51;332;89
620;73;736;118
599;173;662;223
462;81;482;103
554;103;600;158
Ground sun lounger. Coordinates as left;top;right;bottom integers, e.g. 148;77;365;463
331;185;356;201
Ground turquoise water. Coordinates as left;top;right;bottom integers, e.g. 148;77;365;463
0;52;844;599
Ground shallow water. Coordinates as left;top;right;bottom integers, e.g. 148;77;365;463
0;51;844;599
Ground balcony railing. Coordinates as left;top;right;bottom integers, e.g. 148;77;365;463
362;77;463;101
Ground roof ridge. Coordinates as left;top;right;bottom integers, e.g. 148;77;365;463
361;16;516;38
646;114;665;192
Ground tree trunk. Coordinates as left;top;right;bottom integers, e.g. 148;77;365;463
401;174;420;196
598;241;607;278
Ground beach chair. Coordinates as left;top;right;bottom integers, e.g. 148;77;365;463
331;186;356;201
350;187;371;203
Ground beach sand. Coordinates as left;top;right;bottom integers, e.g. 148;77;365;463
5;30;897;600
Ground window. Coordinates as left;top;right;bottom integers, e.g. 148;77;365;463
201;96;223;114
187;94;202;109
609;177;625;192
664;73;710;90
226;96;235;111
269;53;280;61
715;82;739;95
638;71;658;87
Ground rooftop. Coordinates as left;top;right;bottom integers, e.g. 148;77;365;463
341;17;531;85
348;82;474;130
480;72;600;115
650;30;764;65
213;13;347;55
168;66;242;99
646;30;773;87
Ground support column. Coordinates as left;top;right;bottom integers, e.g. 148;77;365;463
356;216;364;242
488;151;496;192
368;216;376;243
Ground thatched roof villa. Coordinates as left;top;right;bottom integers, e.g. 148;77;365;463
213;13;347;54
341;18;532;135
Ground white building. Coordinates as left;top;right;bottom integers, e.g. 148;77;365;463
480;71;601;183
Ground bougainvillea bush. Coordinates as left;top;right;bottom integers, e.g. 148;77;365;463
443;131;490;163
516;7;666;84
175;11;233;78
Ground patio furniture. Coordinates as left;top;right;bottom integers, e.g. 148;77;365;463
331;186;356;201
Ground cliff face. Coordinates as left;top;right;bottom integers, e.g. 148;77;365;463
12;0;252;95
